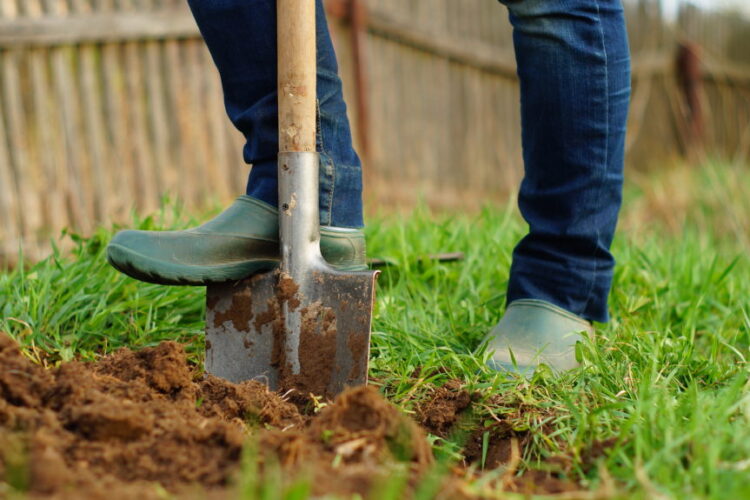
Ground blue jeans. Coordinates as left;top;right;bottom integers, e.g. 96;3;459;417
186;0;364;228
500;0;631;322
187;0;630;323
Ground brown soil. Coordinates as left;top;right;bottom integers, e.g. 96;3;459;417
268;271;340;398
462;426;579;495
417;379;473;437
0;333;590;498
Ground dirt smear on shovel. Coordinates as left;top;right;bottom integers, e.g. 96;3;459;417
0;333;589;498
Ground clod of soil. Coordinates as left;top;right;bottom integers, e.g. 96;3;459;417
417;379;473;437
258;386;434;498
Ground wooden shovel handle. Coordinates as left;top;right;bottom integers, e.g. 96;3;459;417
277;0;317;153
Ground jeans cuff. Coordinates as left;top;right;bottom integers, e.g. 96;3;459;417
319;153;364;228
507;257;613;323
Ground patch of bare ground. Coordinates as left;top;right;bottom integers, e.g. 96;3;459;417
0;333;612;498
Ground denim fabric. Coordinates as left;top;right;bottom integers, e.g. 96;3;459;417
186;0;364;228
188;0;630;322
498;0;631;322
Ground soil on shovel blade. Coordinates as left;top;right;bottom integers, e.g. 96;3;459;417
0;333;583;499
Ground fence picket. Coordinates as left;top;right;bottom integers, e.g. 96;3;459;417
1;0;45;258
0;93;19;259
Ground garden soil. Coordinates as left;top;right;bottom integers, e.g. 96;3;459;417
0;333;583;499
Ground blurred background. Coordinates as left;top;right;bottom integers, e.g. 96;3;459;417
0;0;748;262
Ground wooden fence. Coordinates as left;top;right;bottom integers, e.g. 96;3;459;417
0;0;748;263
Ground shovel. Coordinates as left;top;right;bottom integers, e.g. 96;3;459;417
204;0;379;398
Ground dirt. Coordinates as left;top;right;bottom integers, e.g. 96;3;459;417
1;335;247;497
271;271;371;399
417;379;474;437
461;427;579;495
212;287;254;330
256;386;435;499
266;273;340;398
346;323;369;381
286;302;339;396
277;272;301;311
0;332;593;498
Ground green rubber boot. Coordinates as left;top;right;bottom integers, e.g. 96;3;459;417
106;196;367;285
483;299;593;377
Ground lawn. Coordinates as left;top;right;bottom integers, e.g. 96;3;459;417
1;162;749;499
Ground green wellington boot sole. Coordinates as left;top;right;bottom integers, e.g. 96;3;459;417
107;244;279;286
107;242;367;286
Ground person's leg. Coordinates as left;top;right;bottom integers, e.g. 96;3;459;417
106;0;366;285
186;0;363;228
486;0;631;374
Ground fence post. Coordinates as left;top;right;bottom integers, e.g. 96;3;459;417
675;41;704;159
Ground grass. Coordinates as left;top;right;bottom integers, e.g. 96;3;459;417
1;161;749;499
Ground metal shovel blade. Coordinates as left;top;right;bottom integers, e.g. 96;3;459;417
205;152;378;398
205;267;377;397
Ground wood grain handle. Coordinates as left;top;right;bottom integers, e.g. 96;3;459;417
277;0;316;153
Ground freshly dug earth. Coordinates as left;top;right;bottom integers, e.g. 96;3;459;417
0;333;582;498
417;379;473;437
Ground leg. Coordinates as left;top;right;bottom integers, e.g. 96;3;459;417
106;0;366;285
486;0;631;374
186;0;363;228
